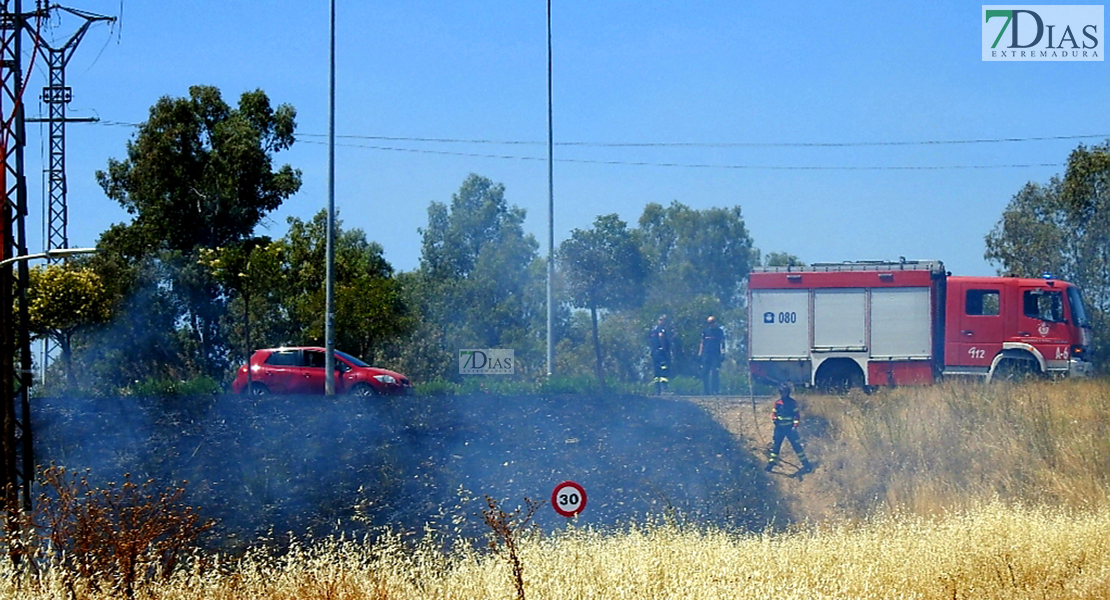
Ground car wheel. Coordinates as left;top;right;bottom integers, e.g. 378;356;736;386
349;382;377;397
249;382;270;395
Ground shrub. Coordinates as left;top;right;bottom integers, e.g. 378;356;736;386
2;466;214;598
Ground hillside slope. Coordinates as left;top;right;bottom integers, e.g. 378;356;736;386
695;379;1110;520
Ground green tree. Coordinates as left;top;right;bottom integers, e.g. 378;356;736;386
76;237;189;393
199;238;286;373
636;201;756;379
984;182;1069;277
762;252;806;267
27;263;114;391
93;85;301;384
985;142;1110;369
409;174;547;381
559;214;647;385
1059;144;1110;329
638;201;757;310
96;86;300;253
276;211;412;363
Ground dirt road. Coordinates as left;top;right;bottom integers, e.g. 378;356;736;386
685;394;842;523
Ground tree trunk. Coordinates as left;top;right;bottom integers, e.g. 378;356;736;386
244;286;252;389
190;310;206;368
590;305;604;387
61;333;77;393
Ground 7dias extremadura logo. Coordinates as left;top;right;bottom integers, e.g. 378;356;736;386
459;349;514;375
983;5;1103;60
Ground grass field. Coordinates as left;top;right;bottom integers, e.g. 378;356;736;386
804;379;1110;516
3;502;1107;599
4;379;1108;599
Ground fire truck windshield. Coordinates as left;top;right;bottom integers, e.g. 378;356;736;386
1067;285;1091;328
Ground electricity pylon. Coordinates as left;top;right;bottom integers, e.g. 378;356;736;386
26;5;114;375
0;1;112;519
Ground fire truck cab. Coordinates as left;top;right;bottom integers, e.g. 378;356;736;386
748;260;1093;391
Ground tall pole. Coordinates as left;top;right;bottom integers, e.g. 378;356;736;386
25;6;114;378
324;0;337;394
545;0;554;376
1;3;104;520
0;0;45;520
0;1;19;519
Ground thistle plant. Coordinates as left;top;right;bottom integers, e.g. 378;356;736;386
481;495;543;600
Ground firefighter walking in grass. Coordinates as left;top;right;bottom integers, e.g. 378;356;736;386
765;382;814;474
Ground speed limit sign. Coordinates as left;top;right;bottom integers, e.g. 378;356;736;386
551;481;587;517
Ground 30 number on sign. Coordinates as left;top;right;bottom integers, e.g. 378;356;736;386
551;481;587;518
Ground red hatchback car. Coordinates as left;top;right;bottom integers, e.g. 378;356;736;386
231;347;412;396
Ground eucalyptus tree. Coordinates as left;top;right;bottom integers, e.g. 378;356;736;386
94;85;301;382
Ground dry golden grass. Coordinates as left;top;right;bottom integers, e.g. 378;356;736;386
804;379;1110;515
4;380;1109;599
2;502;1108;599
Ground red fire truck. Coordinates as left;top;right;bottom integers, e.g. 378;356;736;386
748;260;1093;390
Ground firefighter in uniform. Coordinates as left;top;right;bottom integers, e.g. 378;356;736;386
648;314;671;395
698;315;725;395
765;382;813;473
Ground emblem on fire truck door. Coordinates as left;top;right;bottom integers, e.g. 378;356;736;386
1038;323;1050;337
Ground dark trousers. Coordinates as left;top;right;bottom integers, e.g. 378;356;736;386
768;424;808;465
701;355;721;394
651;350;669;393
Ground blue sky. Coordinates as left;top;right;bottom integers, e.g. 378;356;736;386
23;1;1110;276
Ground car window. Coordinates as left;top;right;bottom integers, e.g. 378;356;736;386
305;350;326;368
264;350;300;366
335;350;369;367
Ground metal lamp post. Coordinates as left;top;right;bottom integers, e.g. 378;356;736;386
324;0;337;394
0;246;96;268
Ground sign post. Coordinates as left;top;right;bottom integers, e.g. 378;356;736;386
551;481;586;518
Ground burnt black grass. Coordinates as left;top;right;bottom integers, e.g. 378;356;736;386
32;391;787;552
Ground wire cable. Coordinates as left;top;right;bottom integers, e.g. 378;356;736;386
90;121;1085;170
294;132;1110;148
96;120;1109;149
296;139;1064;171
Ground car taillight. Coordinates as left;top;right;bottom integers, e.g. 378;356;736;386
1071;345;1087;359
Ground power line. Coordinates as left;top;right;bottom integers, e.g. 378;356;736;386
296;139;1064;171
91;120;1084;169
95;120;1109;148
293;132;1110;148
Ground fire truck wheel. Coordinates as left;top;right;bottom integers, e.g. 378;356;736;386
816;361;864;394
992;357;1039;383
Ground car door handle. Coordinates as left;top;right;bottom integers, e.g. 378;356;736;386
1018;331;1030;336
962;330;974;336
